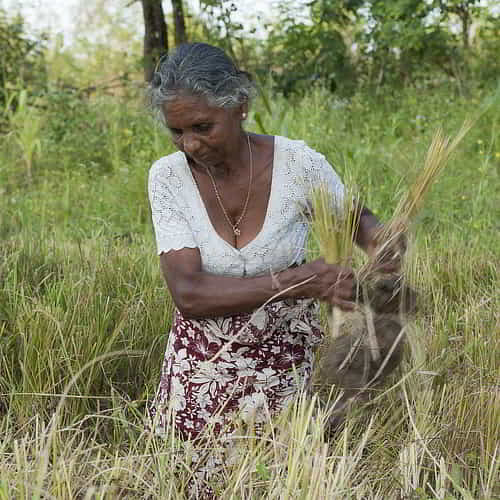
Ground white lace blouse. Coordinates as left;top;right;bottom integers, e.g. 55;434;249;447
148;135;345;278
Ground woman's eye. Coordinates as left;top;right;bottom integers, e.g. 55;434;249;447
194;123;211;133
169;128;182;137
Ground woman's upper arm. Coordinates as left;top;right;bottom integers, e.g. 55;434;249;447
159;247;202;313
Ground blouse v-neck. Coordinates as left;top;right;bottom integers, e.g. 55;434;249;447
150;135;346;278
184;136;278;253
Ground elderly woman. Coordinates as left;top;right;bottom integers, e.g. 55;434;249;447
147;43;394;442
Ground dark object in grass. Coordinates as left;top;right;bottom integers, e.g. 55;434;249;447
321;274;416;392
362;274;418;316
320;274;417;437
321;317;405;437
320;316;404;392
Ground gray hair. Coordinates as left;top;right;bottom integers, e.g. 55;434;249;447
148;43;256;120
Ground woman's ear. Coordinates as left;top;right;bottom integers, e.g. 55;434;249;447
239;102;249;120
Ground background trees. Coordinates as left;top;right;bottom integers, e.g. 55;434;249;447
137;0;188;82
139;0;169;82
0;9;47;110
171;0;187;45
263;0;499;94
2;0;498;93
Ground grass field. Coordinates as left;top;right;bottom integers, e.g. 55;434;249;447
0;83;498;498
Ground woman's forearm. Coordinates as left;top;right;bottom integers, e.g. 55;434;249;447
176;266;311;319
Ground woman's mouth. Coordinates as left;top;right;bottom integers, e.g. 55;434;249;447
188;153;214;168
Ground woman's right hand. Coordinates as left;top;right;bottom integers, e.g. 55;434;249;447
295;259;357;311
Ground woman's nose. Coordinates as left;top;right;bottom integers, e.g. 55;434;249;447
182;133;200;154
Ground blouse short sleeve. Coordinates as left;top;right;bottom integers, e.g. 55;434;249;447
300;142;345;212
148;157;197;255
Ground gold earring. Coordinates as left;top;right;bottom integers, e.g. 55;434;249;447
242;113;247;119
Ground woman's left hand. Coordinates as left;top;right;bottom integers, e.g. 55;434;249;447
365;225;407;274
355;206;407;274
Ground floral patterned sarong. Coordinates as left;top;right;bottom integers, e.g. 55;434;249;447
149;298;323;440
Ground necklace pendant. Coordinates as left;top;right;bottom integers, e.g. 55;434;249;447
206;134;253;241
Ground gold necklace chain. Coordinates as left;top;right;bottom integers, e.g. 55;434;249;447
204;134;253;237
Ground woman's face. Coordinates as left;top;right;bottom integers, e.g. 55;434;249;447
162;94;246;171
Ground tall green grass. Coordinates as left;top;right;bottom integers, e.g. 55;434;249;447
0;84;498;498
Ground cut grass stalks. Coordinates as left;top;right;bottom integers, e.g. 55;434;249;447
310;119;475;403
308;185;360;341
308;184;397;379
363;120;474;278
306;184;410;430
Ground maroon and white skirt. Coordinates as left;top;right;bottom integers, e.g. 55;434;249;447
149;298;323;440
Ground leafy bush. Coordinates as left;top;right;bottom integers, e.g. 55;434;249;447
264;2;358;96
0;9;47;113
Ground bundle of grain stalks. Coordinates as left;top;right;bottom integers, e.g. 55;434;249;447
307;185;411;426
359;120;473;280
310;121;472;429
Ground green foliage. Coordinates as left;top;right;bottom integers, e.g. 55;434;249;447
4;89;42;183
256;0;499;94
265;1;358;96
198;0;245;59
0;9;47;113
1;87;166;189
359;0;456;86
0;80;498;497
433;0;483;48
473;8;500;85
39;90;124;175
